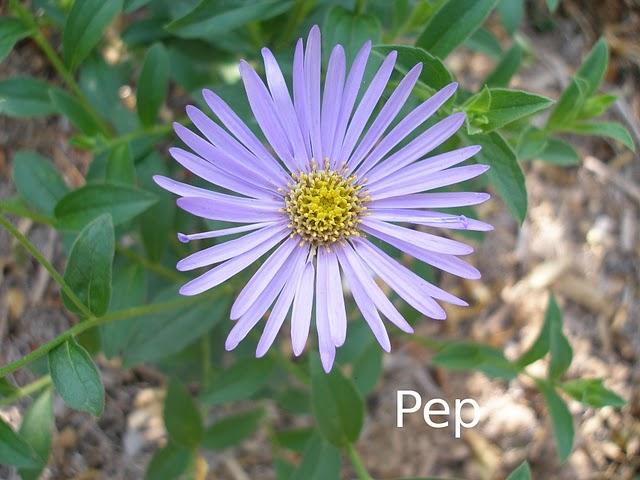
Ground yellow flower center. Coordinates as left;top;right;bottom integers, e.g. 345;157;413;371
284;161;368;245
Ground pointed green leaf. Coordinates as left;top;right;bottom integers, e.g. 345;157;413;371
105;143;136;185
12;151;69;216
497;0;524;35
0;17;30;62
506;461;531;480
49;338;105;415
563;121;635;151
323;6;381;64
137;43;169;126
485;42;524;88
481;89;554;132
464;27;502;59
289;433;341;480
561;378;626;408
537;138;580;166
18;389;54;480
0;76;59;117
0;417;40;468
200;357;275;406
575;38;608;98
374;45;453;92
144;442;193;480
547;294;572;380
546;77;590;130
202;409;264;450
537;380;574;462
164;379;203;448
49;89;104;136
432;341;518;379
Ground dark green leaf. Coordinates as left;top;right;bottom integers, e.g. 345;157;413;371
275;387;310;414
0;76;59;117
124;0;153;12
506;461;531;480
537;138;580;166
289;433;341;480
18;389;54;480
12;151;68;216
144;442;193;480
432;342;518;379
546;77;589;130
54;183;157;231
562;121;635;151
485;42;524;88
351;341;384;395
416;0;499;59
166;0;293;39
574;37;608;97
106;143;136;185
561;378;626;408
62;214;114;316
49;89;104;136
547;294;572;380
48;338;104;415
497;0;524;35
137;43;169;126
62;0;123;70
273;427;314;454
310;355;363;446
202;409;263;450
578;93;617;119
0;417;39;468
479;89;553;132
323;6;381;64
164;379;203;448
0;17;30;62
201;357;275;405
537;380;574;462
464;85;492;114
473;132;527;223
464;27;502;59
516;127;548;161
375;45;454;92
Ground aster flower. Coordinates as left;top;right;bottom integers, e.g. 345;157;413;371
154;26;492;372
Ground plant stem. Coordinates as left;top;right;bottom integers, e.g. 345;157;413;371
346;443;374;480
0;214;93;318
0;376;52;406
9;0;112;137
0;293;218;379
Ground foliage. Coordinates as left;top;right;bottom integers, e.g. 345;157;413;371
0;0;630;478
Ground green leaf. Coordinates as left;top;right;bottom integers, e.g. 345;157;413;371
546;77;589;130
202;409;264;450
547;294;572;381
310;355;363;447
516;126;548;161
416;0;499;59
561;378;626;408
485;42;524;88
506;461;531;480
563;121;635;151
351;341;384;395
473;132;527;223
323;6;381;64
12;151;69;216
48;338;105;416
537;380;574;462
0;417;39;468
578;93;617;119
54;183;157;231
432;342;518;379
464;85;492;114
105;143;136;185
537;138;580;166
273;427;314;454
137;43;169;127
62;214;114;316
374;45;454;93
166;0;294;39
201;357;275;405
164;379;203;448
546;0;560;12
0;17;30;62
144;442;194;480
289;434;341;480
464;27;502;59
497;0;524;35
18;389;54;480
62;0;123;70
575;37;608;98
479;89;554;132
49;88;105;136
0;76;59;117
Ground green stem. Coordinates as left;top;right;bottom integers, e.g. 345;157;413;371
0;214;93;318
0;376;52;406
116;245;186;283
355;0;368;14
94;123;174;154
0;293;218;379
346;443;374;480
9;0;112;137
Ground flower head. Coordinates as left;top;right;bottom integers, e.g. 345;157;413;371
155;26;492;372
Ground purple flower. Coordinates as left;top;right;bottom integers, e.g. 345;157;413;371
154;26;492;372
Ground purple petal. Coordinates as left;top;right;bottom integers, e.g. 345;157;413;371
315;245;335;372
179;235;286;296
292;39;311;161
371;164;490;200
346;63;422;172
369;209;494;231
321;45;346;164
304;25;323;165
239;61;296;172
230;237;300;319
176;223;289;271
329;41;371;164
262;47;308;169
291;261;314;356
319;247;347;347
202;89;290;184
369;192;490;209
336;243;413;334
362;217;473;255
364;112;466;184
177;196;284;224
353;237;468;308
351;238;447;319
338;50;397;165
177;222;275;243
168;147;278;200
354;82;458;178
335;244;391;351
